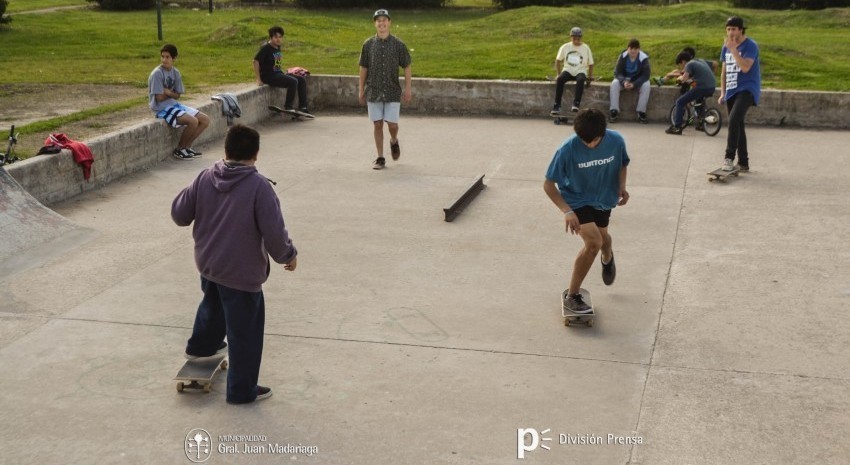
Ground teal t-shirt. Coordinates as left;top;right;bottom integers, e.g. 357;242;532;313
545;129;630;211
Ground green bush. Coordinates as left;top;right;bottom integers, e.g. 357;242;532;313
730;0;849;8
0;0;11;25
87;0;156;10
293;0;446;7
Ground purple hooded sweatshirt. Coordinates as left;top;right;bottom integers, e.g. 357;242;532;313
171;160;297;292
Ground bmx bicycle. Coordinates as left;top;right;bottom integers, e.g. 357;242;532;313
668;83;723;137
0;125;20;166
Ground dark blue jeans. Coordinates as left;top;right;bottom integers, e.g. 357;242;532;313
725;91;755;166
673;87;715;128
264;73;308;109
186;277;265;403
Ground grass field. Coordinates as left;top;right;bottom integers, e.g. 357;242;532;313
1;2;849;91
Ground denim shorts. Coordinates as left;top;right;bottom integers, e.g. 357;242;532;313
367;101;401;123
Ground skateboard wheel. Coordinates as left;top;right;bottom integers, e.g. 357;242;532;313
587;320;594;327
221;360;228;370
177;382;185;392
204;384;212;393
564;319;571;327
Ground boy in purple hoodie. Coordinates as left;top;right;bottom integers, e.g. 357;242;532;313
172;124;298;404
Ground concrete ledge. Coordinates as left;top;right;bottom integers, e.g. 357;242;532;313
7;75;849;205
313;75;850;128
7;84;275;205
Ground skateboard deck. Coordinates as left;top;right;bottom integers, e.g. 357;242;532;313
551;112;570;125
707;167;740;182
268;105;315;120
175;354;227;393
562;288;595;327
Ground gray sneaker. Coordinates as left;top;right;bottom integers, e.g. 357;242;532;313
722;158;735;171
563;291;593;314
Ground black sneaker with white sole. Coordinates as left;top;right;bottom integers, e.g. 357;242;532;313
601;254;616;286
173;148;194;160
255;386;273;401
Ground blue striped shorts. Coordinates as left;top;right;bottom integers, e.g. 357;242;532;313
156;103;199;128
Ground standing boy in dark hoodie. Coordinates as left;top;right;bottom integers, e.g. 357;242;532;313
172;124;298;404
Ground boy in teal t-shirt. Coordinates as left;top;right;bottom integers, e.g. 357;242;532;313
544;109;631;313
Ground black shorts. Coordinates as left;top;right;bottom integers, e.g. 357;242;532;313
573;206;612;228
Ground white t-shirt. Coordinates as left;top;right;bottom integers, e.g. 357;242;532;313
556;43;594;76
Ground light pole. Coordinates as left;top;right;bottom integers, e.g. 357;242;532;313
156;0;163;40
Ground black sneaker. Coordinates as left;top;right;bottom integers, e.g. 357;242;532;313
372;157;386;170
173;148;194;160
550;104;561;116
601;254;616;286
665;125;683;135
187;148;202;157
609;109;619;123
184;341;227;361
255;385;273;401
564;292;592;314
638;112;648;124
736;164;750;172
390;140;401;160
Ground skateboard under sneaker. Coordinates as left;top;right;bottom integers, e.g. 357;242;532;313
174;354;227;393
562;287;595;327
707;166;740;183
268;105;314;120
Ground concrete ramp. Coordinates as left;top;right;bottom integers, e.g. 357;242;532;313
0;167;94;279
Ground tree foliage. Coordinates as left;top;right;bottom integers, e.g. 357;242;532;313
0;0;12;25
87;0;156;11
293;0;446;7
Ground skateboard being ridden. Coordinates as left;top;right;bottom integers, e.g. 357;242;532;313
563;288;594;327
543;109;629;329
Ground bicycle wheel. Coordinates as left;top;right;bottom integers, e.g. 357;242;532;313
669;103;693;128
702;108;722;137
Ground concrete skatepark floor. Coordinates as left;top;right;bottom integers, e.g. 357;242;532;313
1;114;848;464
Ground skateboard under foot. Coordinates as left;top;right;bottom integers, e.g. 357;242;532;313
551;113;570;125
175;354;228;393
268;105;315;121
707;167;740;182
562;288;595;327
